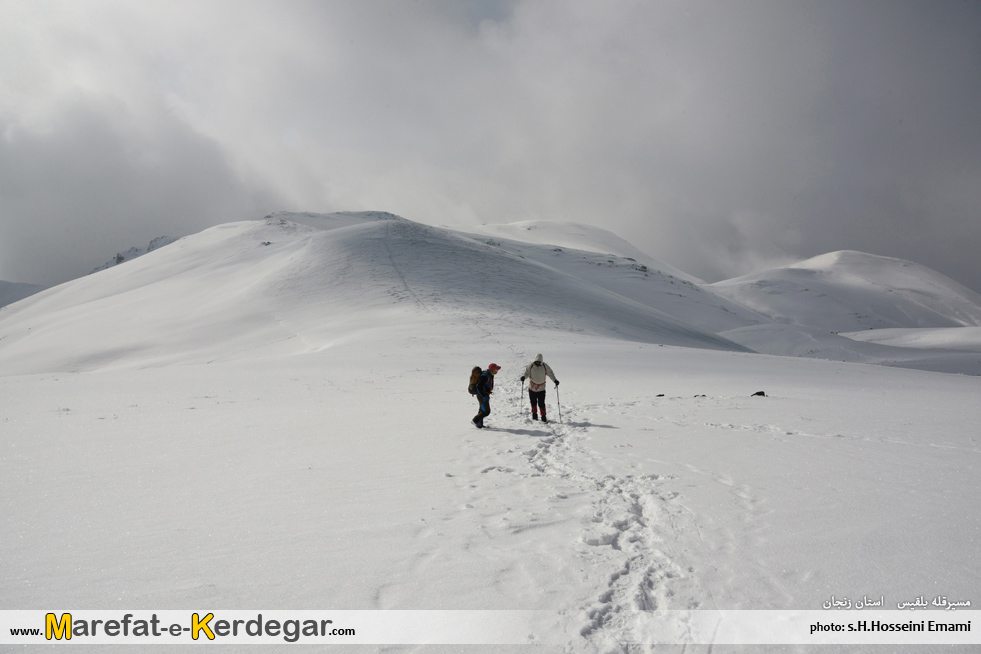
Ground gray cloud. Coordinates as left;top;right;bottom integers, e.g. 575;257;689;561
0;97;281;285
2;0;980;291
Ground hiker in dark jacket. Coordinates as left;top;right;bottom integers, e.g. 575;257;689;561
521;353;558;423
472;363;501;429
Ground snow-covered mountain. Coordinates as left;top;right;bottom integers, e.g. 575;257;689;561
2;213;980;651
0;213;746;375
710;250;981;331
461;220;702;283
706;250;981;371
452;226;769;334
459;227;981;372
5;215;981;375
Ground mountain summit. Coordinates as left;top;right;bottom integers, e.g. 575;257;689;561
0;212;745;374
2;214;980;376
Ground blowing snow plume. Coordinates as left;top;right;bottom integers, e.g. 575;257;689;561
0;212;746;375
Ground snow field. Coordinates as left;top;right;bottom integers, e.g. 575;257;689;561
3;212;981;652
7;330;979;653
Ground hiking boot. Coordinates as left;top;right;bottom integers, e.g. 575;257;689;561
541;416;548;424
472;418;484;429
532;414;539;421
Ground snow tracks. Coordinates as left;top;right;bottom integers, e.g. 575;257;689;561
454;373;707;650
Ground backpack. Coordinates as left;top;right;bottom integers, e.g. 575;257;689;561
467;366;482;394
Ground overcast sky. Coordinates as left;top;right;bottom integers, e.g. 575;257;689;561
2;0;980;291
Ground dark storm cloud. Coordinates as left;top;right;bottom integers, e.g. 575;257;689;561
0;0;284;285
743;0;981;290
0;97;281;285
2;0;980;291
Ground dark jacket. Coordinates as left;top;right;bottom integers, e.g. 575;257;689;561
475;370;495;397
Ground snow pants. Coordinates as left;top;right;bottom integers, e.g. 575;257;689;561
529;389;546;418
473;393;491;427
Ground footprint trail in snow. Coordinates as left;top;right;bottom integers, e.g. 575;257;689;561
458;372;708;648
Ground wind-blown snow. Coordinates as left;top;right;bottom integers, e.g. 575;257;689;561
2;213;979;653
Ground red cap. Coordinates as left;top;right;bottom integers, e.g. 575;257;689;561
488;363;501;371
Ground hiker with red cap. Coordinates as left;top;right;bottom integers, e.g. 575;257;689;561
521;354;559;423
471;363;501;429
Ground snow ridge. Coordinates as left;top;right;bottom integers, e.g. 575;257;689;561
0;213;748;375
90;236;178;273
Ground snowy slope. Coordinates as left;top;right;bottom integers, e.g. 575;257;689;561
463;220;702;283
710;250;981;331
452;228;769;334
720;323;930;364
2;296;979;652
89;236;179;273
2;215;980;652
0;213;745;375
719;323;981;375
842;325;981;352
0;280;45;308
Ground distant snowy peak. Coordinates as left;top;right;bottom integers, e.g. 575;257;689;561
790;250;975;292
90;236;178;274
460;220;702;284
0;281;46;309
711;250;981;331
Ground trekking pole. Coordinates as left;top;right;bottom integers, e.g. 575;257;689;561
556;383;562;423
